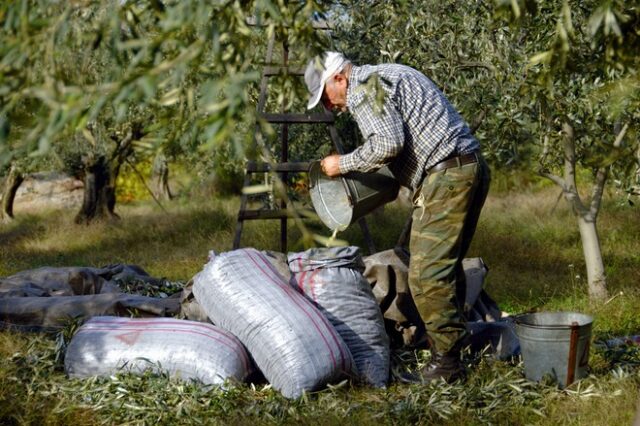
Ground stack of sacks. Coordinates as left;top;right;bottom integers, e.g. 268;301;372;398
65;247;392;398
288;246;390;387
65;316;253;385
193;248;354;399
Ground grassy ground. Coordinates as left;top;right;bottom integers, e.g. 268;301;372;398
1;177;639;425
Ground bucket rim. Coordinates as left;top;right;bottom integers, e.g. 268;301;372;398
514;311;594;329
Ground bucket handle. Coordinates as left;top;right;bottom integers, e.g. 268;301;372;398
566;321;579;386
339;176;354;207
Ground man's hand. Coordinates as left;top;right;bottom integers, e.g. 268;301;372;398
320;154;341;177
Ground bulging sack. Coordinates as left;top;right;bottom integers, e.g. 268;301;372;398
193;248;354;399
65;316;252;385
288;246;390;387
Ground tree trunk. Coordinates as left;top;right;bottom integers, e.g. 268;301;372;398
541;121;610;302
1;166;24;221
577;215;608;301
634;141;640;196
151;153;172;201
75;156;119;224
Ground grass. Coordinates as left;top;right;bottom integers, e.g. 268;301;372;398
1;177;639;425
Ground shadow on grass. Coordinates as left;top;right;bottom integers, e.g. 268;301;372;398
471;230;579;306
0;215;48;247
1;200;411;280
0;205;236;279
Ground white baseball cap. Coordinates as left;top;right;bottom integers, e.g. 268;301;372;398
304;52;347;110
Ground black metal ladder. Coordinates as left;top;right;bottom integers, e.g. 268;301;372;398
233;34;375;254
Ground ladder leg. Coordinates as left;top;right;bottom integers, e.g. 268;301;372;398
233;173;252;250
235;35;276;250
280;41;290;253
233;212;244;250
396;215;413;249
326;122;346;155
357;217;376;255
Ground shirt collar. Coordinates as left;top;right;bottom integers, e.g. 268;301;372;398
346;65;365;112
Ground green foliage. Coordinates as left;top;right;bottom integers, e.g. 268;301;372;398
510;1;638;187
331;0;639;185
0;0;331;181
331;0;538;168
188;143;246;196
1;0;637;197
0;317;638;424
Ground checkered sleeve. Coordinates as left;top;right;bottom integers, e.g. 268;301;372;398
338;98;404;174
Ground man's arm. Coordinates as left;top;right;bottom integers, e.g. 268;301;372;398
328;97;404;176
339;132;404;174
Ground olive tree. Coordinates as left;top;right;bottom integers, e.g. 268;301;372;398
496;0;639;301
0;0;329;222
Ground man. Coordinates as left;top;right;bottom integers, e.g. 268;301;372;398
304;52;491;383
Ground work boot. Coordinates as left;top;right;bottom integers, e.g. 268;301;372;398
396;351;465;384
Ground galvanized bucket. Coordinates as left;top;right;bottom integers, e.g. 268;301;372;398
308;161;400;231
515;312;593;388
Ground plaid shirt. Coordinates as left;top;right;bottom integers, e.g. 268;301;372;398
338;64;479;189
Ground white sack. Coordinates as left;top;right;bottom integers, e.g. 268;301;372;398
193;248;354;399
65;316;252;385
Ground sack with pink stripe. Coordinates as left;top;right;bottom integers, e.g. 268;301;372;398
193;248;354;398
288;246;390;387
65;316;253;385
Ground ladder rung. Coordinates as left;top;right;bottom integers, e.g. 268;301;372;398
238;209;315;220
263;66;305;76
246;161;311;173
260;113;334;124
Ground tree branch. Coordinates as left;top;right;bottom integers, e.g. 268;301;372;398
541;135;551;164
539;134;568;194
562;121;577;193
590;168;608;219
125;158;168;213
469;109;486;134
540;171;566;189
562;121;587;215
589;123;628;217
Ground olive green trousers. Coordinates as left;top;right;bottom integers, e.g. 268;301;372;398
408;153;490;354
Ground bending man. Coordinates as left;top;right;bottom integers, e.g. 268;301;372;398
304;52;491;383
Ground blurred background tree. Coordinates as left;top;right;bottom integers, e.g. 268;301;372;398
0;0;329;221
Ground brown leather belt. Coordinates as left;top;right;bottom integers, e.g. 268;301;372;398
428;152;479;174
